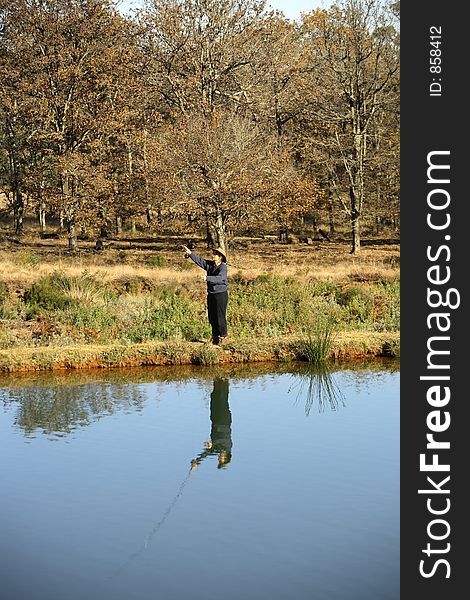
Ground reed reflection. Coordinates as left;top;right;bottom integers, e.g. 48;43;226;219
190;378;232;470
291;365;346;416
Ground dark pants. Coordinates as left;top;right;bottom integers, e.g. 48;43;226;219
207;291;228;341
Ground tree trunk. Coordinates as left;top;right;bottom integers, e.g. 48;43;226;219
61;172;77;250
6;115;24;235
214;208;226;253
351;215;360;253
97;205;109;238
143;130;151;225
349;158;362;254
13;189;24;235
205;217;215;248
67;218;77;251
350;184;361;253
279;225;288;242
38;198;47;233
146;205;153;228
116;216;122;235
328;186;335;233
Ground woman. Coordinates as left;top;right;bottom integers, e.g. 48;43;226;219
181;245;228;345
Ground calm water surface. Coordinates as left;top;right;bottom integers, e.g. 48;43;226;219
0;362;399;600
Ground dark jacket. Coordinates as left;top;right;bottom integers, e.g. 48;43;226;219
189;252;228;294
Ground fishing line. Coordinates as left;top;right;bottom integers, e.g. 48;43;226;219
111;467;194;578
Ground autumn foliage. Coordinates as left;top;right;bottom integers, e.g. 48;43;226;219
0;0;399;252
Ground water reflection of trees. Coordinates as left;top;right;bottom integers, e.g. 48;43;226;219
337;368;400;396
0;359;398;436
0;383;147;437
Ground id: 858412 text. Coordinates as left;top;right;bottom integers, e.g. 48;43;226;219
429;26;442;97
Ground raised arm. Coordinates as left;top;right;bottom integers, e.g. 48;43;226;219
188;252;209;271
180;246;209;270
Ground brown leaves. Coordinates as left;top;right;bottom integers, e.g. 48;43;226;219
0;0;398;252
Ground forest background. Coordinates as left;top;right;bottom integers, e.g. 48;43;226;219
0;0;400;370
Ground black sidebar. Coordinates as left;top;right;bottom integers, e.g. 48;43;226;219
401;2;467;598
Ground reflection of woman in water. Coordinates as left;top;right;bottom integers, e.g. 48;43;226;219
113;378;233;574
191;378;232;470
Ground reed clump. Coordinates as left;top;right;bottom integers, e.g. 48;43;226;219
294;318;336;364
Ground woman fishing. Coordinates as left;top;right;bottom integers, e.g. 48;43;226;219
181;245;228;345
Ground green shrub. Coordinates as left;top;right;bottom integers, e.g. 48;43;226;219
58;271;111;304
178;260;193;271
15;269;399;346
0;282;12;319
230;270;248;285
336;285;371;307
0;281;9;304
145;254;168;268
63;303;117;331
335;285;374;324
24;272;71;311
228;276;337;336
192;346;219;366
14;251;41;267
253;273;274;284
121;294;209;343
114;275;155;295
24;271;112;312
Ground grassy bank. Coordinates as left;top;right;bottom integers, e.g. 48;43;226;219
0;331;399;373
0;234;400;372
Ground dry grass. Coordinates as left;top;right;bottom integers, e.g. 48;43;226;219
0;234;399;291
0;258;193;290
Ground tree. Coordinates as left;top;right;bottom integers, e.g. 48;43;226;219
1;0;399;247
264;160;321;240
0;0;139;248
249;13;308;143
303;0;399;252
139;0;266;118
0;0;42;233
155;109;321;249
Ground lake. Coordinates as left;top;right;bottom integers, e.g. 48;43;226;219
0;361;399;600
